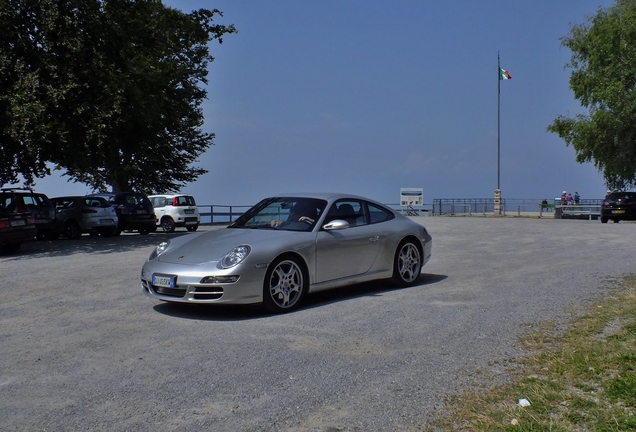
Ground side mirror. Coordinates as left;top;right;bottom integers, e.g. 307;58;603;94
323;219;350;231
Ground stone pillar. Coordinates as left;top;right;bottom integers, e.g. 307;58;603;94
494;189;502;215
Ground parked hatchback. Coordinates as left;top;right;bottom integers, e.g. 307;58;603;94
0;188;56;239
601;191;636;223
88;192;155;235
51;196;118;238
0;190;37;253
149;194;200;233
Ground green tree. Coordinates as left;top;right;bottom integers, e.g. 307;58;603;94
0;0;236;193
548;0;636;191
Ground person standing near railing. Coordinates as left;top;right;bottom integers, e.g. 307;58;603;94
574;191;580;205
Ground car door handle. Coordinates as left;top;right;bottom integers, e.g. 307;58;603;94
369;235;379;242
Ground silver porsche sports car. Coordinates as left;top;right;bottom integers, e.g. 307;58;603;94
141;193;432;313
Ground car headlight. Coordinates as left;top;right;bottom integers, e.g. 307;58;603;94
148;241;170;261
220;245;251;269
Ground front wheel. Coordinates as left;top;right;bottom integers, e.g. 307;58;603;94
392;239;422;287
263;256;308;313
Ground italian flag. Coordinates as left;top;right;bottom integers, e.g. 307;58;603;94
499;68;512;80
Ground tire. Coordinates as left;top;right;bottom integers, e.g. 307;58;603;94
392;239;422;287
139;229;150;235
89;232;99;237
161;217;176;233
187;225;199;232
64;221;81;239
263;255;308;313
601;217;608;223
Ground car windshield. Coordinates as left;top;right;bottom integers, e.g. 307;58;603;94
230;197;327;232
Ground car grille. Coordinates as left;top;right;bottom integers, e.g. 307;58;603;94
154;286;187;297
143;280;223;300
193;286;223;300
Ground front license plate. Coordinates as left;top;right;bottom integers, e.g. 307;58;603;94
153;274;176;288
612;210;626;214
10;220;26;226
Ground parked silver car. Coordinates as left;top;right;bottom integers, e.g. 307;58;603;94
141;193;432;313
51;196;118;238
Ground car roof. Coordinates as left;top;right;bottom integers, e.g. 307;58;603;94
270;192;375;201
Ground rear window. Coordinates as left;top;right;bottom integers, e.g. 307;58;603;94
173;196;196;206
82;198;110;208
609;192;636;201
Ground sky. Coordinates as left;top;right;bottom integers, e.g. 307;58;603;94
17;0;618;206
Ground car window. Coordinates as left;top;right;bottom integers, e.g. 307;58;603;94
367;202;394;224
1;196;17;212
230;197;326;232
22;195;45;206
54;199;74;209
175;196;195;206
325;200;365;227
151;197;166;207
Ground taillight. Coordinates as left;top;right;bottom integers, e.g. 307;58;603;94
0;219;8;229
82;209;98;214
172;197;178;206
27;215;35;225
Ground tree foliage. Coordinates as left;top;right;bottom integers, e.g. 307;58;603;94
0;0;235;193
548;0;636;191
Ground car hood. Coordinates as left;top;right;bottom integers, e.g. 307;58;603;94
156;227;307;265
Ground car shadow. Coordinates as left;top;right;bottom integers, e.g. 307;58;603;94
151;273;448;321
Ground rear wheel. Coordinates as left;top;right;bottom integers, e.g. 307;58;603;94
392;239;422;287
263;256;308;313
161;217;176;233
187;225;199;232
64;220;81;239
601;217;608;223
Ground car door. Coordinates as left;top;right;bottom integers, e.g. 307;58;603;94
314;200;381;283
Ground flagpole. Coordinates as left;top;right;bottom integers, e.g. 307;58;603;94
497;52;501;191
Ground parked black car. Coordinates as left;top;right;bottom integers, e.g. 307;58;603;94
0;190;37;253
0;188;56;239
601;192;636;223
88;192;155;235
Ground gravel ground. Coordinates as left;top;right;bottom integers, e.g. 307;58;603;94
1;217;635;432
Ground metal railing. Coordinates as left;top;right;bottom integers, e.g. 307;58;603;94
197;205;251;224
197;198;605;223
431;198;603;216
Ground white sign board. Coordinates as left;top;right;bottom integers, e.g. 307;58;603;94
400;188;423;206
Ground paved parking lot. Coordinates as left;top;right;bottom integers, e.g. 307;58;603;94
1;217;635;431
